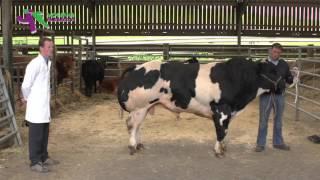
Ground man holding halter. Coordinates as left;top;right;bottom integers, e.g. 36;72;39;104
255;43;299;152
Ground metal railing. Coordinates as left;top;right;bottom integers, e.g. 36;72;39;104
4;43;319;122
283;47;320;121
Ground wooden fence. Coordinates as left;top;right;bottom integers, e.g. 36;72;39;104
0;0;319;37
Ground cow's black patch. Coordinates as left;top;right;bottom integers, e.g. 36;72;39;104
149;98;159;104
209;58;260;112
118;67;160;111
160;62;200;109
160;87;168;94
209;57;279;112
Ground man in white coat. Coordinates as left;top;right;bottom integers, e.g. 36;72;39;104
21;37;59;173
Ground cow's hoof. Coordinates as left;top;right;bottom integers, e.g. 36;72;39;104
221;145;227;152
215;152;225;158
128;146;136;155
136;143;145;151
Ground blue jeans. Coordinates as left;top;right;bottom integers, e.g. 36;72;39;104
256;93;285;147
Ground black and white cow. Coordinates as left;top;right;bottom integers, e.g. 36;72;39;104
117;57;281;157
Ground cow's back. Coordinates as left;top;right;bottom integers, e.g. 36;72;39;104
81;60;104;81
118;61;202;112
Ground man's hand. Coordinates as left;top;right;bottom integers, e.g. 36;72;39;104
289;67;299;88
292;67;299;77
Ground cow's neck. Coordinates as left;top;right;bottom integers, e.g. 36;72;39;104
230;86;257;111
232;71;270;110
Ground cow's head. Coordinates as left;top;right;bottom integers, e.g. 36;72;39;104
257;61;282;92
55;54;75;84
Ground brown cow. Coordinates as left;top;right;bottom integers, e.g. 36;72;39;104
98;77;121;95
10;54;75;103
55;54;75;84
10;54;75;84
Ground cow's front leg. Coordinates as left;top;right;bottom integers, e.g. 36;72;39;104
213;123;228;158
211;104;232;158
126;108;148;155
214;139;227;158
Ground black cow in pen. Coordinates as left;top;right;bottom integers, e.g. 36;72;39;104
81;60;105;97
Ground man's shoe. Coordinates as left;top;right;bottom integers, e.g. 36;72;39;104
308;135;320;144
273;144;290;151
255;146;265;152
30;162;49;173
43;158;60;166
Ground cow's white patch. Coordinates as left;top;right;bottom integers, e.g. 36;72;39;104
256;88;269;97
195;63;222;104
126;78;163;111
214;141;222;154
184;98;213;118
219;112;228;126
136;60;162;74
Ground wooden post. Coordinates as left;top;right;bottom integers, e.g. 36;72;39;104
236;0;246;52
77;39;82;92
92;30;96;52
236;1;242;49
89;0;96;52
71;35;75;93
2;0;14;111
163;43;170;61
307;44;314;57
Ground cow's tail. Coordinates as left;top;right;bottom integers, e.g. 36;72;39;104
117;65;136;117
120;65;136;79
119;108;124;119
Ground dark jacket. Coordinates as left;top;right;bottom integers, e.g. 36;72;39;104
266;58;293;94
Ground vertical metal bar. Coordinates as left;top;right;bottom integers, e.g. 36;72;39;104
76;39;82;93
295;48;302;121
71;34;75;92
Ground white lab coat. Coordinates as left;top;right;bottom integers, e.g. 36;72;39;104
21;54;52;123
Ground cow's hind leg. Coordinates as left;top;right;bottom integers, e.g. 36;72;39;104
84;79;93;97
211;104;232;158
126;108;148;155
